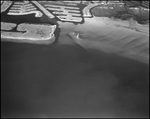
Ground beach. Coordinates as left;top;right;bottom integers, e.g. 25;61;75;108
58;16;149;64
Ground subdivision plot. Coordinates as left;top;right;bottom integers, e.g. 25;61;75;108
1;1;13;13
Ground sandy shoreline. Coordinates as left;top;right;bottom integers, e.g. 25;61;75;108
1;35;56;45
1;16;149;64
58;17;149;64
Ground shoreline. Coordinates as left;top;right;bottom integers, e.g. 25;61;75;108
1;34;56;45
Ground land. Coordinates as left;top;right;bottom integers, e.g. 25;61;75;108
1;0;149;64
1;22;56;44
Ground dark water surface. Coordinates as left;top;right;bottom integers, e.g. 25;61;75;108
1;36;149;117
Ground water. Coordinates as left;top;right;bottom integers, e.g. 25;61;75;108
1;4;149;118
1;33;149;117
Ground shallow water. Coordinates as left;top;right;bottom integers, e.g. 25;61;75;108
1;31;149;117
